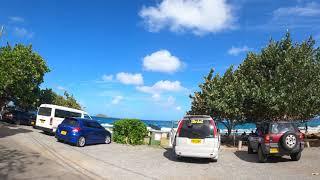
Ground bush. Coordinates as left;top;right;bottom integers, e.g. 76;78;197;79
113;119;148;145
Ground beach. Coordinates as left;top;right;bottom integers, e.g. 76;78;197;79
1;122;319;180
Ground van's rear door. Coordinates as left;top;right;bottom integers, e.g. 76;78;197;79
177;119;217;147
36;107;52;129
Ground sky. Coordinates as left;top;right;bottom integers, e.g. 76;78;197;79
0;0;320;120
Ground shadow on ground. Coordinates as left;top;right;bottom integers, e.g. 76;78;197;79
234;151;292;163
0;123;32;139
163;148;214;164
0;145;42;179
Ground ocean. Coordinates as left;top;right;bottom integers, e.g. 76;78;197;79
93;116;320;132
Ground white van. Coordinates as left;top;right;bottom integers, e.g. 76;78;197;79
173;115;220;161
36;104;91;133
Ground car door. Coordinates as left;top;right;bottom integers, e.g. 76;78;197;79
90;122;106;142
82;121;97;144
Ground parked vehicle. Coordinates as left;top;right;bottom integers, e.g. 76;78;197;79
2;110;36;125
55;117;111;147
35;104;92;134
248;122;304;163
172;115;220;161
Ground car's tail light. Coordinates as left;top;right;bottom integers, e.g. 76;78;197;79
210;120;217;138
264;134;270;143
72;127;81;133
49;117;53;125
176;121;183;137
299;133;304;140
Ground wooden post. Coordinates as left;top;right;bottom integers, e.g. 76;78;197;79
238;140;242;150
305;141;310;148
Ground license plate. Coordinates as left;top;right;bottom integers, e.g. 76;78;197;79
191;139;202;144
270;148;279;153
40;119;45;123
61;131;67;135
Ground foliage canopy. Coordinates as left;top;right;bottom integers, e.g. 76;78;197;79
189;33;320;135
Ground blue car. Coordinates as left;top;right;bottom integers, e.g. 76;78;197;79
55;117;111;147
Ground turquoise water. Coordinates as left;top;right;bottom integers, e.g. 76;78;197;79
93;116;320;130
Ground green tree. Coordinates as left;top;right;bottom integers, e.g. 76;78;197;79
0;44;50;110
38;88;82;110
189;32;320;133
237;33;320;122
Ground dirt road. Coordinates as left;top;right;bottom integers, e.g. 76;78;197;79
0;122;319;180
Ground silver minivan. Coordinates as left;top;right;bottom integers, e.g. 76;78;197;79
173;115;220;161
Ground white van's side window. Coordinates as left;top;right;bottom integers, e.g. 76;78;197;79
55;109;81;118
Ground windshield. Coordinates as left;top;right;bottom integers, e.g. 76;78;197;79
179;119;213;139
38;107;52;116
270;123;297;134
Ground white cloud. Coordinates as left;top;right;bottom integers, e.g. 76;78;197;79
143;50;183;73
116;72;144;85
102;74;113;82
13;27;34;38
152;94;161;101
273;2;320;18
228;46;251;56
57;86;66;91
137;80;185;95
111;96;123;104
9;16;25;23
139;0;235;35
176;106;182;111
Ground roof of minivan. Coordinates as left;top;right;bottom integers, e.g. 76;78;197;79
183;115;212;118
39;104;87;114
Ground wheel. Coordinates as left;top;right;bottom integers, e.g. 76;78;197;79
280;132;298;151
105;134;111;144
258;146;267;163
290;151;301;161
57;138;63;143
248;144;254;154
77;136;86;147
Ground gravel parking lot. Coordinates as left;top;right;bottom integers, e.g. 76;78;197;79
0;122;319;180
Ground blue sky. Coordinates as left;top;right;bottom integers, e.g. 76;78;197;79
1;0;320;120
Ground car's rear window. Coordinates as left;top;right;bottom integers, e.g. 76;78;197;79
179;119;213;139
38;107;52;116
270;123;297;134
62;118;79;126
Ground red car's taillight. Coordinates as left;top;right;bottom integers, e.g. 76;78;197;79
264;134;270;143
210;120;217;138
176;121;183;137
72;127;81;133
299;133;304;140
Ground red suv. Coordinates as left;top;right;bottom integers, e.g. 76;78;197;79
248;122;304;163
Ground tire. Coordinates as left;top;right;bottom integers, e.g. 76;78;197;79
105;134;111;144
258;146;268;163
248;144;254;154
280;132;298;151
77;136;86;147
290;151;301;161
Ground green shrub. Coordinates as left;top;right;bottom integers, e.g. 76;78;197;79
113;119;148;145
